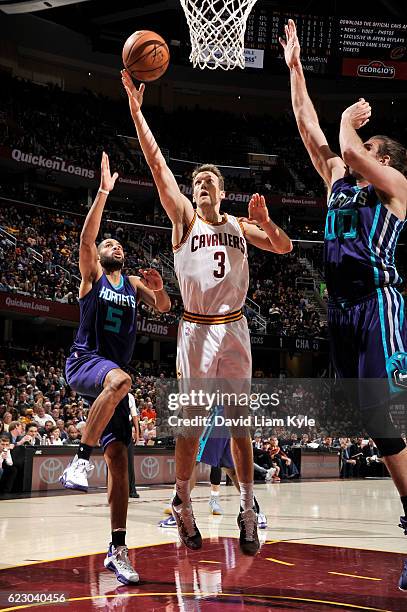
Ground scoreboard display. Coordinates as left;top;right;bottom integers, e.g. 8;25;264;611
244;9;407;79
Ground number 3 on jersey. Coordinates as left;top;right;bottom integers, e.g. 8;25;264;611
104;306;123;333
214;251;226;278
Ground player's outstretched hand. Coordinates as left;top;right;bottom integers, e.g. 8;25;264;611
100;152;119;192
121;69;145;115
342;98;371;129
138;268;164;291
279;19;301;69
241;193;270;226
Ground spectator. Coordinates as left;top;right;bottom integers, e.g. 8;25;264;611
63;425;80;445
0;436;17;494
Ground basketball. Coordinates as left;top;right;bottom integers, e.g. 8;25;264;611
122;30;170;82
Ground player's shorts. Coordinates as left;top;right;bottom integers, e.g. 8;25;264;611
328;287;407;410
197;436;234;469
65;351;131;450
65;351;121;398
176;314;252;399
328;288;406;379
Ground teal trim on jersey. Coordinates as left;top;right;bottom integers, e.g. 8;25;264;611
107;275;124;290
368;204;381;287
376;288;389;361
196;406;219;461
389;287;405;352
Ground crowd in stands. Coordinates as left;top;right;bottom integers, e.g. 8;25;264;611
251;431;390;481
0;73;334;198
0;198;327;337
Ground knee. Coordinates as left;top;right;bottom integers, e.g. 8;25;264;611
106;372;132;398
105;443;127;471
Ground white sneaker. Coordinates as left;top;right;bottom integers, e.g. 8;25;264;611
59;455;94;492
265;467;276;482
104;544;140;585
257;512;268;529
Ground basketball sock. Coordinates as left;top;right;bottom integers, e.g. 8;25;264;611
174;478;190;507
78;443;93;461
210;491;220;497
112;528;126;548
239;482;254;512
401;495;407;518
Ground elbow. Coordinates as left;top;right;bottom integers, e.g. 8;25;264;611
285;240;294;254
342;147;358;165
275;240;293;255
80;233;93;247
150;159;167;176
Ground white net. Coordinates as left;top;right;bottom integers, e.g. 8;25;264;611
179;0;258;70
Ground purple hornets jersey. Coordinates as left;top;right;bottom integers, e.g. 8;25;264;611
324;175;405;302
71;274;137;367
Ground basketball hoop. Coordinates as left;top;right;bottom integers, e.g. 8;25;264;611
179;0;258;70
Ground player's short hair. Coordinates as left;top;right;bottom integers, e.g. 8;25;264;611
192;164;224;190
371;135;407;177
97;239;122;253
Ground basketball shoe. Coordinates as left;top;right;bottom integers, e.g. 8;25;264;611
257;512;268;529
158;515;176;528
172;497;202;550
104;544;140;585
59;455;94;492
237;508;260;555
209;496;223;515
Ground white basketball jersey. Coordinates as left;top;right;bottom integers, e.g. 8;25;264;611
173;212;249;315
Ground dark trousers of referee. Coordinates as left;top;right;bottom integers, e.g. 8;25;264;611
127;442;139;498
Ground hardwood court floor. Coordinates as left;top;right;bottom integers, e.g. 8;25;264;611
1;479;406;611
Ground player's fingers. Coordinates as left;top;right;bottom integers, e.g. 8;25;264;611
112;172;119;182
139;83;145;95
259;195;266;206
278;36;286;48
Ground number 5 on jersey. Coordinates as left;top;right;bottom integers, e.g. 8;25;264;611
104;306;123;333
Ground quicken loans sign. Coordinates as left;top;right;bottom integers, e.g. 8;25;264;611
11;149;95;179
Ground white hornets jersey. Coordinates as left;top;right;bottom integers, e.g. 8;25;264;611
173;212;249;317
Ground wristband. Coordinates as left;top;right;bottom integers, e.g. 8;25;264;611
98;188;109;195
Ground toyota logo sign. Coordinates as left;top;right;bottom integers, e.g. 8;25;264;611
141;457;160;479
39;458;64;484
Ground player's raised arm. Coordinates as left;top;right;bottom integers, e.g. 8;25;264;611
79;152;118;291
130;268;171;313
340;100;407;218
240;193;293;254
121;69;194;227
279;20;345;189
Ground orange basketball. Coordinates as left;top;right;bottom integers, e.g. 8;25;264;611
122;30;170;82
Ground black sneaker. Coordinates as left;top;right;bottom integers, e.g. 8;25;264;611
172;500;202;550
237;508;260;556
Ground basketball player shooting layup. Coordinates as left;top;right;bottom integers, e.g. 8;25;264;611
60;152;171;584
280;20;407;588
122;69;292;555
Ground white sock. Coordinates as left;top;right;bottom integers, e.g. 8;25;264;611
175;478;190;507
210;491;220;497
239;482;254;511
